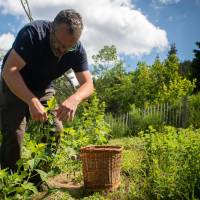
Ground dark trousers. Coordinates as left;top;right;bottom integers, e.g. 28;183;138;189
0;83;63;171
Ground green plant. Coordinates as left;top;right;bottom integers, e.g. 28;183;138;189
143;126;200;199
142;113;164;130
105;113;130;138
0;97;59;199
49;94;111;175
188;93;200;128
128;105;145;135
69;93;110;147
0;168;37;199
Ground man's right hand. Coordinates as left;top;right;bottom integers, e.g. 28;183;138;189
28;98;47;122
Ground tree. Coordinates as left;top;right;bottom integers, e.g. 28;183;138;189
190;42;200;93
92;45;132;113
180;60;192;77
131;53;195;107
131;62;154;108
159;53;195;104
168;43;177;57
92;45;118;77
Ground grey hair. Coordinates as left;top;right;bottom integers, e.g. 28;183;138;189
53;9;83;35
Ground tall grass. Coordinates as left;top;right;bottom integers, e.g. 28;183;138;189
109;126;200;199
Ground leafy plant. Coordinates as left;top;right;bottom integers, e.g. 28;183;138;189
143;126;200;199
188;93;200;128
0;97;59;199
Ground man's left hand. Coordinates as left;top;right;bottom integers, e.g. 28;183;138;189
56;95;79;122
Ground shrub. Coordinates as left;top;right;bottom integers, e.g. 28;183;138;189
105;113;130;138
143;126;200;199
188;93;200;128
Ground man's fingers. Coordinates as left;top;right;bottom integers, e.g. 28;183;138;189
57;109;66;121
56;108;73;122
67;110;71;121
69;110;74;121
56;107;63;118
31;111;47;122
43;112;48;121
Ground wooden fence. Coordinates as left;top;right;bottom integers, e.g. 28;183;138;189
106;100;189;133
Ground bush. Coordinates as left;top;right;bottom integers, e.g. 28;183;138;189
188;93;200;128
127;106;144;135
143;113;164;131
143;126;200;199
125;105;164;135
105;113;130;138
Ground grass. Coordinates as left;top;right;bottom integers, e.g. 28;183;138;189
31;126;200;200
32;137;145;200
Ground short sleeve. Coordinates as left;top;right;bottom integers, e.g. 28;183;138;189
12;25;37;63
72;43;89;73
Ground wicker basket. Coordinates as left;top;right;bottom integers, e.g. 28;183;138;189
80;145;123;191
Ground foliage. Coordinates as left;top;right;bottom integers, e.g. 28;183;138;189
91;44;195;114
0;53;4;61
1;43;200;199
92;45;133;113
0;138;49;199
180;60;192;77
187;92;200;128
106;104;165;138
66;93;110;148
105;113;131;138
0;95;110;199
190;42;200;93
96;64;132;113
92;45;118;77
143;126;200;199
0;98;59;199
167;43;178;57
131;54;195;107
0;168;37;199
131;62;154;107
108;127;200;200
49;93;110;175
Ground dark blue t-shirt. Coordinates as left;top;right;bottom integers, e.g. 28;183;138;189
2;20;88;91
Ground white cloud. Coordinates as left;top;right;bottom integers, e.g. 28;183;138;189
0;0;169;63
0;32;15;52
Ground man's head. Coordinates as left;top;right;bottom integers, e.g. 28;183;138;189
50;9;83;57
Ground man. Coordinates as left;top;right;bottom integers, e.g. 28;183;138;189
0;9;94;184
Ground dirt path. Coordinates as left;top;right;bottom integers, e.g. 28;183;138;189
32;173;85;200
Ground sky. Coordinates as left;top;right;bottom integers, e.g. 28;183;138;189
0;0;199;71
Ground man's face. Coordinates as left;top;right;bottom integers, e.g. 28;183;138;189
50;23;80;57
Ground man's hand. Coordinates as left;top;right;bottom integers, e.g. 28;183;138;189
56;95;79;122
56;70;94;122
28;98;48;122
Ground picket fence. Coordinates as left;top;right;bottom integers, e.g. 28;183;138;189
106;100;189;132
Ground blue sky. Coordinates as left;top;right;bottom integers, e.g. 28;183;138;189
127;0;200;68
0;0;199;71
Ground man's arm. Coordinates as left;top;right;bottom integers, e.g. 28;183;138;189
56;70;94;121
73;70;94;103
2;49;47;121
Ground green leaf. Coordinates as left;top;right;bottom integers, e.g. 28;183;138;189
21;182;37;194
46;97;57;111
35;169;48;182
28;159;35;170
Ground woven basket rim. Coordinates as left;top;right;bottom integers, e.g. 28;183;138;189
80;145;123;153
